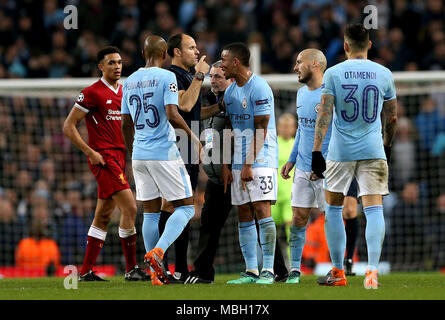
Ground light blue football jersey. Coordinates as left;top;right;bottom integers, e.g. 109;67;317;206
288;85;331;172
121;67;181;161
225;74;278;170
321;59;397;161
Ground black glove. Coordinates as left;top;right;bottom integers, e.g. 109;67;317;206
311;151;326;179
384;145;391;163
206;90;218;105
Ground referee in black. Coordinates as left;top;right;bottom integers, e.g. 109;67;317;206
159;33;223;283
185;60;233;283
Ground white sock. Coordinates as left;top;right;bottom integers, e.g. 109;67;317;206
88;225;107;241
118;227;136;238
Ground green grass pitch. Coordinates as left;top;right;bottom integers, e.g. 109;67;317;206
1;273;445;300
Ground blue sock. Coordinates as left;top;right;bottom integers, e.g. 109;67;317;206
324;203;346;270
142;213;160;252
238;220;258;273
363;205;385;271
289;225;306;271
156;205;194;252
258;217;276;272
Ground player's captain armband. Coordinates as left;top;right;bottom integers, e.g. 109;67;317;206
255;99;269;106
254;98;271;115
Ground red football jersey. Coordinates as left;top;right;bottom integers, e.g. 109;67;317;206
75;78;125;151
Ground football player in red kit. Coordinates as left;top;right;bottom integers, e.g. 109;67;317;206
63;46;149;281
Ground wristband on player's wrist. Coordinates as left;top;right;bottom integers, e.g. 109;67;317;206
194;72;205;81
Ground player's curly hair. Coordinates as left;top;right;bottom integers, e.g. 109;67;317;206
96;46;121;64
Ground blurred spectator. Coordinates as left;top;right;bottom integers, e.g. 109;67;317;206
292;0;332;32
389;182;431;269
0;199;24;266
60;190;90;265
432;132;445;156
78;0;115;38
386;28;416;71
49;49;72;78
422;40;445;70
15;204;61;270
415;96;445;153
391;117;418;190
110;10;140;48
0;10;15;48
430;193;445;268
389;0;422;51
42;0;65;31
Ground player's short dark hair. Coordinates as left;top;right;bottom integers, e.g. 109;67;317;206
167;33;184;57
223;42;250;67
97;46;121;63
344;23;369;51
212;60;222;68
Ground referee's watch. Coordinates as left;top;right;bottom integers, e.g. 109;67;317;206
194;72;205;81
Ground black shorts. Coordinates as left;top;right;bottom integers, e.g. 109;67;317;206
185;163;199;191
346;178;358;198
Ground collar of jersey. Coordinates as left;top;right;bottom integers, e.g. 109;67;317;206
170;64;192;75
235;72;254;88
101;77;120;95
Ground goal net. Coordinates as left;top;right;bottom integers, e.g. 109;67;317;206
0;71;444;277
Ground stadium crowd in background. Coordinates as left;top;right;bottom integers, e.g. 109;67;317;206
0;0;444;274
1;0;445;79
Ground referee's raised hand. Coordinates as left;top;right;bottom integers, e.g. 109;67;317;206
195;55;210;74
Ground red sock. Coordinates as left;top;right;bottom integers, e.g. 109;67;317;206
80;236;105;275
120;233;137;272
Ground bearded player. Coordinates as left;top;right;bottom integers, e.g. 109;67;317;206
63;46;149;281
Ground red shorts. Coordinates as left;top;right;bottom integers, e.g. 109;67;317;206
88;149;130;199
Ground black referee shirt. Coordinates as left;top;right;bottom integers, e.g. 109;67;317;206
168;64;201;174
168;65;201;129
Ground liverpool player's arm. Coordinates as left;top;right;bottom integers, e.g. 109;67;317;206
63;106;105;165
121;114;135;157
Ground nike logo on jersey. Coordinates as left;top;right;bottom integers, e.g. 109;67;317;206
106;100;112;104
262;191;271;195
